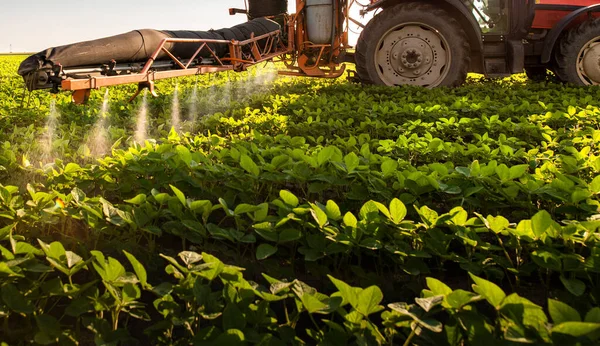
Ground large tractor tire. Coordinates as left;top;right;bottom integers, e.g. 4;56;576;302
554;18;600;86
355;2;470;88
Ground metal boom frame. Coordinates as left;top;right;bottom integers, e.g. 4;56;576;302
60;0;367;103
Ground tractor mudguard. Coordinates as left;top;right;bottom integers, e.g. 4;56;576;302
541;4;600;64
365;0;483;54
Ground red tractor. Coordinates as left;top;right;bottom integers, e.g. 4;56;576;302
356;0;600;87
18;0;600;102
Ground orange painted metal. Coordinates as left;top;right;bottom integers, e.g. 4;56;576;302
532;0;600;29
71;89;91;104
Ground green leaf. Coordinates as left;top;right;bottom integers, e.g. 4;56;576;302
1;284;33;314
426;277;452;296
590;176;600;194
317;146;335;166
388;302;443;332
182;220;207;238
169;185;186;207
256;244;278;260
213;329;245;345
254;203;269;222
222;303;246;331
552;322;600;337
328;275;359;308
571;189;591;203
559;275;586;297
278;228;302;243
531;250;562;271
124;194;146;205
179;251;203;266
446;289;480;309
240;154;260;177
531;210;558;238
176;145;192;165
509;165;528;180
35;314;61;344
65;251;82;269
389;198;407;224
310;204;328;228
325;200;341;221
486;215;509;234
71;188;86;203
455;166;470;177
343;212;358;228
359;201;380;221
471;160;481;176
469;273;506;309
417;205;438;227
279;190;299;207
586;308;600;323
344;152;360;172
37;239;66;261
357;286;384;316
381;159;398;176
64;163;81;174
496;164;510;181
548;299;581;324
415;295;444;312
196;253;224;282
123;251;148;288
299;293;328;314
233;204;259;216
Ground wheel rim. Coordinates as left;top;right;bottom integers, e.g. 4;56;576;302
375;23;451;87
577;36;600;85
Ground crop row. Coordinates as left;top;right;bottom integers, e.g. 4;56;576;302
1;237;600;345
2;177;600;303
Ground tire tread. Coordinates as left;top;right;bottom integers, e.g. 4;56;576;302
355;2;470;87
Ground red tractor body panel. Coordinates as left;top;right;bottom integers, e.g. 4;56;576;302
532;0;600;29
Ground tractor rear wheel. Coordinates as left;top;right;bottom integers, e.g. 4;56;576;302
555;18;600;86
355;2;470;88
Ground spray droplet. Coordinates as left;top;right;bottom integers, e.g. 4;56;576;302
135;90;149;145
186;85;198;132
40;99;59;163
171;83;181;132
88;89;110;157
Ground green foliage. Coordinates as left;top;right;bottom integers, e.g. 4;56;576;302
1;56;600;345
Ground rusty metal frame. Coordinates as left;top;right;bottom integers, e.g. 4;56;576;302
62;30;290;92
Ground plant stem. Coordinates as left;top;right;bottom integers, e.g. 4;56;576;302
403;328;416;346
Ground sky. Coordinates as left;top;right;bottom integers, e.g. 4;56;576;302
0;0;290;53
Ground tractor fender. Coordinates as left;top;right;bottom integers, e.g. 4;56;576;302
365;0;483;54
541;4;600;64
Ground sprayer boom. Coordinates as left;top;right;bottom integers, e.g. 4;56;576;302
65;31;286;104
19;1;357;103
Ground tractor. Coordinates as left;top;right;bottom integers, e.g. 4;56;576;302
355;0;600;87
18;0;600;103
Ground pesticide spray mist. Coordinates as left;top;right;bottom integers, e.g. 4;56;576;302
39;99;59;162
171;83;181;132
88;89;110;157
135;90;149;144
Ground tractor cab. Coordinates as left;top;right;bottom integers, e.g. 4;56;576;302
471;0;510;33
468;0;537;77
